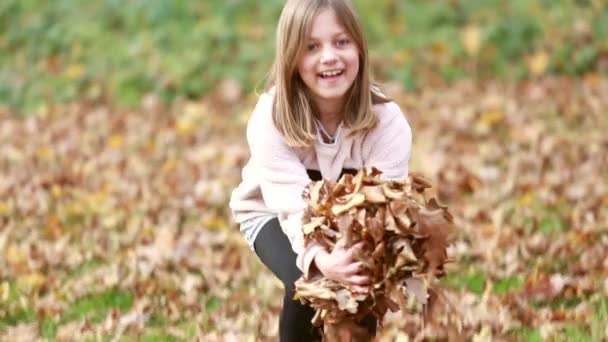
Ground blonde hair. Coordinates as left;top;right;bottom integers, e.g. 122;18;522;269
268;0;390;147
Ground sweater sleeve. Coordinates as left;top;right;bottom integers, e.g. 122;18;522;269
364;102;413;180
246;94;325;278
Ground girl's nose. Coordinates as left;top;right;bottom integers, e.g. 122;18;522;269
320;46;338;64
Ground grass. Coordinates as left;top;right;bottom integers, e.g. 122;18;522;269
516;328;543;342
141;332;179;342
62;287;133;323
493;276;524;295
442;270;525;297
441;267;486;295
1;0;606;112
0;287;133;339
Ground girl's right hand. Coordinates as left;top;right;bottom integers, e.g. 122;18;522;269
313;242;370;293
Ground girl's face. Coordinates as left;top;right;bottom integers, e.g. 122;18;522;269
297;8;359;111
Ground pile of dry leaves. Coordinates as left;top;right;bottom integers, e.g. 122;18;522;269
295;168;454;339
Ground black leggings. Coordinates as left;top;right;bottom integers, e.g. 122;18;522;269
253;218;376;341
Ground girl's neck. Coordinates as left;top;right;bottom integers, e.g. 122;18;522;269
316;98;344;136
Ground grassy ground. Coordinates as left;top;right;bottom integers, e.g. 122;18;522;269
1;0;607;340
1;0;607;112
1;76;607;340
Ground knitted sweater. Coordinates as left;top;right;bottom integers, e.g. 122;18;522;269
229;91;412;278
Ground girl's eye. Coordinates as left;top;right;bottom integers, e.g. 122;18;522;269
336;39;350;47
307;43;319;51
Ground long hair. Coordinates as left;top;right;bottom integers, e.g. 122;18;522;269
268;0;390;147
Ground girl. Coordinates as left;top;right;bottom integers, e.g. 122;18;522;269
230;0;412;340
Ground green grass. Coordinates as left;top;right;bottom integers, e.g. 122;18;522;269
41;318;59;339
141;333;179;342
493;276;524;295
441;268;486;295
516;327;543;342
62;287;133;323
0;307;36;329
2;287;135;339
44;288;132;339
563;324;592;342
1;0;606;112
205;296;221;314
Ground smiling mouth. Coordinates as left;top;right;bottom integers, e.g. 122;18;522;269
318;70;345;78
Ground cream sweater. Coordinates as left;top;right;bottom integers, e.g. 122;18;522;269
229;91;412;278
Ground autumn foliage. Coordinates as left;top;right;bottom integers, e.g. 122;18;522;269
295;168;453;339
1;77;607;340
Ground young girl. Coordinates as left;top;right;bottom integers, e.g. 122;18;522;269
230;0;412;340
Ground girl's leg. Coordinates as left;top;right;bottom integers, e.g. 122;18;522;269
253;218;377;341
254;218;321;341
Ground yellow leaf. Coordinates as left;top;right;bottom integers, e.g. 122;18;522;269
85;190;110;213
517;192;535;207
205;217;226;230
0;201;11;215
176;119;196;135
6;244;26;266
482;224;496;236
184;101;206;118
392;50;411;66
176;102;206;135
0;281;9;302
65;64;85;80
17;273;46;294
108;134;124;149
162;158;177;173
527;51;549;77
64;201;85;218
431;41;448;58
35;104;50;119
36;146;55;160
51;185;62;199
479;111;504;126
461;25;481;56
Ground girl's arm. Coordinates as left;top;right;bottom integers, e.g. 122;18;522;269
364;102;413;180
247;94;326;278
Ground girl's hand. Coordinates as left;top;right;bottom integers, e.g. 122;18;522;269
314;242;370;293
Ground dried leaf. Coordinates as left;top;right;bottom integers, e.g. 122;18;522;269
303;216;326;235
405;277;428;305
362;185;386;203
297;168;454;337
332;193;365;215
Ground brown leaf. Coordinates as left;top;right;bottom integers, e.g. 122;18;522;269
361;185;386;203
332;193;365;215
405;277;428;305
303;216;326;235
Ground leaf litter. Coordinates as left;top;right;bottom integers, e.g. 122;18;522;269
0;76;606;340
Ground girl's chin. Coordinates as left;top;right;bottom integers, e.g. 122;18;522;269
313;90;348;101
312;84;352;99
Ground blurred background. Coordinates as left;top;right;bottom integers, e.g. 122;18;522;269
1;0;607;340
2;0;607;111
